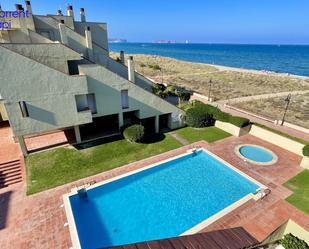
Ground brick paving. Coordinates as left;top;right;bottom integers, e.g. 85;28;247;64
25;129;76;152
0;131;308;248
0;122;22;163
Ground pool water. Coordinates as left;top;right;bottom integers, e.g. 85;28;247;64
69;150;259;249
239;145;274;163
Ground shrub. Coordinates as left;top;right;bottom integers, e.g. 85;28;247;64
303;144;309;157
184;106;215;128
157;91;168;98
179;102;193;111
177;91;191;102
192;102;230;122
152;84;166;93
228;116;250;127
123;124;145;143
279;233;309;249
215;111;231;122
152;84;167;98
185;100;250;127
148;64;161;70
140;63;146;67
165;85;177;96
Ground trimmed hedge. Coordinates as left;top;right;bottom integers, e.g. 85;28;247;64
228;116;250;128
191;101;228;121
123;124;145;143
185;100;250;128
303;144;309;157
184;106;215;128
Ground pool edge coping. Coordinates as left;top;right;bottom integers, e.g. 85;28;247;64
63;147;268;249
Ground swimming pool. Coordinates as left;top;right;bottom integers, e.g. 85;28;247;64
64;149;265;249
235;144;278;165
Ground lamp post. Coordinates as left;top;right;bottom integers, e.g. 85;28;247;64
281;93;292;126
208;79;213;101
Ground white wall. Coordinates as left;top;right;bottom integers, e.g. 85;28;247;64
1;43;81;74
0;46;92;137
249;125;305;156
215;120;251;137
79;64;184;129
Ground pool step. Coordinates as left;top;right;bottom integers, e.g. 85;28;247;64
0;159;23;188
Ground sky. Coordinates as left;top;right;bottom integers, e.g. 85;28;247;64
1;0;309;44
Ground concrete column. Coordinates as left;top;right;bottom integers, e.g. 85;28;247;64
58;23;68;45
25;1;32;14
85;26;94;61
119;113;124;130
80;8;86;22
120;51;125;64
155;115;160;133
128;56;135;83
67;5;74;19
74;126;82;144
17;136;28;156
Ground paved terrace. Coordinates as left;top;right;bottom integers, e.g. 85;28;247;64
0;133;308;248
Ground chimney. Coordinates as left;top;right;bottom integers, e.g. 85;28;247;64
57;9;63;16
67;5;74;18
85;26;94;61
25;1;32;14
80;8;86;22
120;51;125;64
15;4;23;11
128;56;135;83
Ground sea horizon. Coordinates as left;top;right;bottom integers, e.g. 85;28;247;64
109;42;309;77
110;42;309;46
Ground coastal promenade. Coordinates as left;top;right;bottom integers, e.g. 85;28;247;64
217;90;309;104
190;94;309;142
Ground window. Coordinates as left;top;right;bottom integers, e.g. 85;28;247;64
19;101;29;117
75;94;97;114
87;94;97;114
121;90;129;109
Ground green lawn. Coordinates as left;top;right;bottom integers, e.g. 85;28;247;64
176;126;231;143
284;170;309;215
26;135;182;195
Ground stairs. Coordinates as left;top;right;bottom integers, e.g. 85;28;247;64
0;159;23;188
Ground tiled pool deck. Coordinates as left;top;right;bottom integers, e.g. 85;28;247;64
0;134;308;249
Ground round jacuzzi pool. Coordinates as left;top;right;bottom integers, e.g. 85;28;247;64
235;144;278;165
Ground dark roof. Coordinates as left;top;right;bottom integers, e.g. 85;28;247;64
104;227;259;249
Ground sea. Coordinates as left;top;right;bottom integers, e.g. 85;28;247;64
109;43;309;77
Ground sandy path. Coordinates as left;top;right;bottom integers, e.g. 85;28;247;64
217;90;309;104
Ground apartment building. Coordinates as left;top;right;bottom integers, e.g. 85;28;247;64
0;1;184;156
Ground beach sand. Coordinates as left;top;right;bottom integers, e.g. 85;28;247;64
110;52;309;99
110;52;309;128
